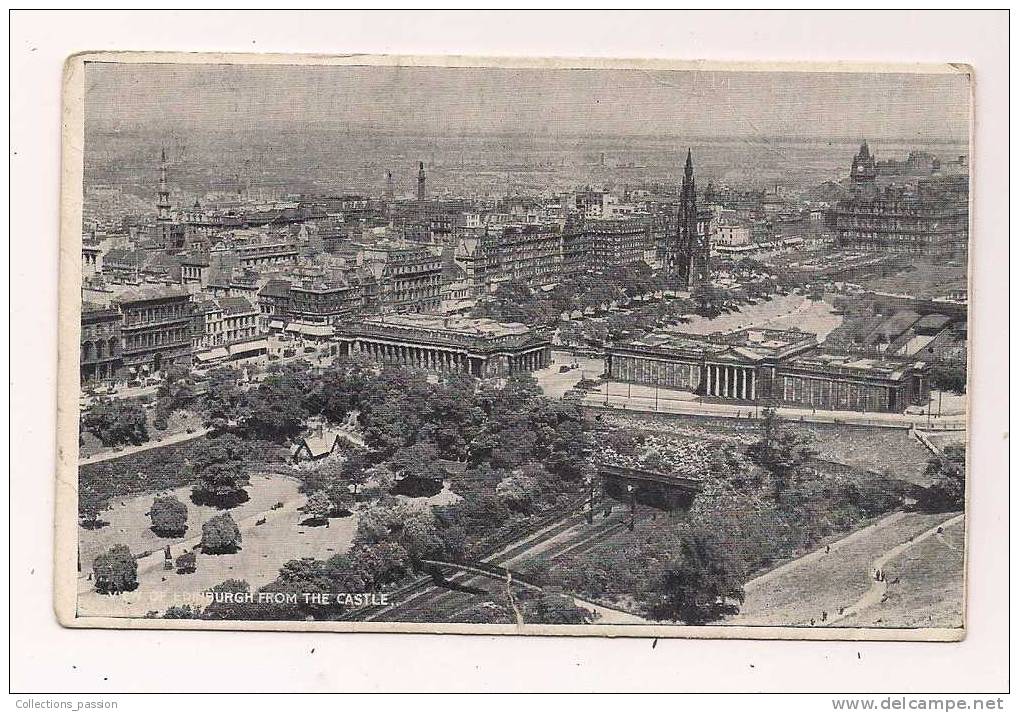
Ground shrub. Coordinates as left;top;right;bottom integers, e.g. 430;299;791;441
81;401;149;447
201;513;242;554
93;544;138;594
150;495;188;537
175;551;197;574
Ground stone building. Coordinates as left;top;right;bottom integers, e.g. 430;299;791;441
607;327;929;413
490;223;564;287
830;185;969;255
115;285;194;378
361;241;444;313
831;145;969;256
337;314;552;378
80;303;123;384
562;216;654;277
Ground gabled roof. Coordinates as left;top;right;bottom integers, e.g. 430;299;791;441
293;431;340;458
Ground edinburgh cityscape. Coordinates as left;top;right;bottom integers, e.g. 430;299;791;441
75;61;970;630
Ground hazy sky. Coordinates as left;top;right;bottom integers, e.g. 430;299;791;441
85;62;970;141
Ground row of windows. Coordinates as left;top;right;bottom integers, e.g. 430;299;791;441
80;338;120;363
123;303;190;325
781;375;891;410
124;328;190;351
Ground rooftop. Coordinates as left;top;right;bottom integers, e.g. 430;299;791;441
362;313;530;338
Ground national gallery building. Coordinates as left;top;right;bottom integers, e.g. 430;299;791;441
606;328;930;413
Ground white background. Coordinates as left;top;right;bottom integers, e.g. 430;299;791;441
8;9;1010;695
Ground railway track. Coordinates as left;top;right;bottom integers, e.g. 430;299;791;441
368;509;630;623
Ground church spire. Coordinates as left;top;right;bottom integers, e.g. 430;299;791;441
156;147;171;223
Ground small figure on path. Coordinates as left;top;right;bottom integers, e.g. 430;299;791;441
821;610;828;622
825;544;830;554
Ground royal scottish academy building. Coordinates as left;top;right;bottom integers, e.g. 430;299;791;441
337;314;551;378
607;327;929;413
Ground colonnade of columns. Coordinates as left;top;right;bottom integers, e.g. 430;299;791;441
507;348;550;374
351;340;478;375
704;363;756;400
348;340;550;377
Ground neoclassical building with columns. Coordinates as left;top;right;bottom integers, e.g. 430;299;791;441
607;327;930;413
337;314;551;378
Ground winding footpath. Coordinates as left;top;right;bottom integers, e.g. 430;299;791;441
826;512;965;626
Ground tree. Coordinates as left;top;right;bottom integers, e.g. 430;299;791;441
190;434;250;507
691;283;719;316
653;527;747;623
201;366;244;428
78;486;109;529
241;382;308;442
175;550;197;574
201;513;242;554
201;579;255;620
149;495;188;537
163;604;199;619
349;542;412;588
325;484;355;515
919;445;966;512
341;449;371;495
158;363;198;411
301;491;333;525
496;470;542;514
314;361;371;422
81;400;149;447
931;362;967;394
93;544;138;594
745;408;817;500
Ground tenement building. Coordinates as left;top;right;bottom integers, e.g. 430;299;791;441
337;314;551;378
80;303;123;384
562;216;654;276
607;327;929;413
114;285;194;378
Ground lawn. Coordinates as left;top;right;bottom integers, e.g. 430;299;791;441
79;435;289;503
77;474;359;618
79;404;205;460
726;511;960;627
841;515;965;629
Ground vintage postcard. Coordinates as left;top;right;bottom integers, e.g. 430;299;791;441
56;53;972;639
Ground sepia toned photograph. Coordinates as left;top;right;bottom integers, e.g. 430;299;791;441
58;53;971;638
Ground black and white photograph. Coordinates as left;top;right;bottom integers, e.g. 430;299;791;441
56;53;975;638
7;7;1012;701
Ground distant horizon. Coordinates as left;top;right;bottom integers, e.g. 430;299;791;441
85;63;971;144
90;124;969;146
